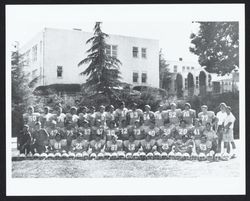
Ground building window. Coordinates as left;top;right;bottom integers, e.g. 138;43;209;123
133;47;139;58
32;45;37;62
25;50;30;66
184;78;188;89
57;66;63;78
195;76;199;88
106;45;111;56
133;72;139;83
141;73;147;83
191;66;194;70
182;66;185;71
141;48;147;58
187;66;190;70
112;45;117;58
174;65;178;73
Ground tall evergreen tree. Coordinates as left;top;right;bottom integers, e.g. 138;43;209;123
190;22;239;76
159;49;172;91
78;22;122;100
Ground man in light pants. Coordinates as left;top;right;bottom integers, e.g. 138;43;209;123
215;102;227;153
223;106;237;158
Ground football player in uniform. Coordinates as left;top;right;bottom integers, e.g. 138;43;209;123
18;124;32;155
87;106;96;126
71;133;89;159
203;122;218;152
105;120;119;142
70;106;79;125
198;105;216;126
189;118;204;148
181;103;196;128
196;135;214;160
159;120;175;138
105;105;116;126
176;120;190;138
167;103;182;126
157;132;175;155
53;106;66;128
132;120;145;144
91;119;106;141
123;134;141;159
81;120;92;141
127;103;143;125
154;105;167;128
40;106;53;129
95;105;107;126
89;135;106;159
118;119;131;141
139;134;157;160
23;106;40;132
31;122;49;154
142;105;155;129
105;135;124;160
215;103;227;153
144;120;160;140
175;134;193;156
114;101;128;126
49;133;67;157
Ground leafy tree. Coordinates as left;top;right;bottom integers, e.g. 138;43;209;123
190;22;239;76
159;49;172;91
78;22;122;101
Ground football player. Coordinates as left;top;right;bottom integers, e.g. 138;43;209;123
70;106;79;124
105;105;116;126
105;120;119;141
71;133;89;157
40;106;53;129
91;119;106;141
132;120;145;144
49;133;67;154
190;118;204;148
196;135;214;160
144;120;160;140
127;103;143;125
159;120;175;138
115;101;128;126
87;106;96;126
203;122;218;152
142;105;155;129
198;105;216;126
176;120;190;138
89;135;106;159
81;120;92;141
154;105;167;127
118;119;131;141
95;105;107;126
156;132;175;155
140;134;157;160
23;106;40;132
167;103;182;126
18;124;32;155
181;103;196;128
175;134;193;156
123;134;141;159
105;135;124;160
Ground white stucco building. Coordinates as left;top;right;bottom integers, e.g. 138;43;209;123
20;28;160;92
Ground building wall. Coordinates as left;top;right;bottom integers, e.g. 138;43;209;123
21;28;159;88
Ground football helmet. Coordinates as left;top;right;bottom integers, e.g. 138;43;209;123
168;151;175;160
214;153;221;161
97;152;105;160
154;152;161;160
33;153;40;159
175;152;182;160
161;152;168;160
47;153;55;159
182;153;190;160
191;152;198;161
198;153;206;161
75;152;83;159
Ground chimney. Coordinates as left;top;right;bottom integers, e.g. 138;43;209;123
179;58;183;61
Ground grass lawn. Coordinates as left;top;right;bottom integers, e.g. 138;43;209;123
11;138;241;178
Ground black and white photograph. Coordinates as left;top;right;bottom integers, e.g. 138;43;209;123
6;4;245;195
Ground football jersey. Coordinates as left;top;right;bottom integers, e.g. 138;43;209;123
105;111;115;123
82;128;91;140
91;126;105;140
23;112;40;129
55;113;66;128
154;111;165;127
176;139;193;153
198;111;215;126
105;128;118;141
133;126;144;140
203;129;217;141
167;109;182;125
71;139;89;151
127;109;143;125
197;141;212;153
106;140;123;152
176;126;189;136
115;108;128;124
123;140;140;152
118;126;131;140
140;139;156;152
50;139;67;150
87;113;96;126
182;109;196;125
191;126;204;138
142;111;155;126
157;138;174;152
95;111;107;125
144;127;160;138
160;125;173;137
90;140;105;152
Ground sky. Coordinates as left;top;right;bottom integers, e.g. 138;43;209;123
5;5;203;62
6;4;243;63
